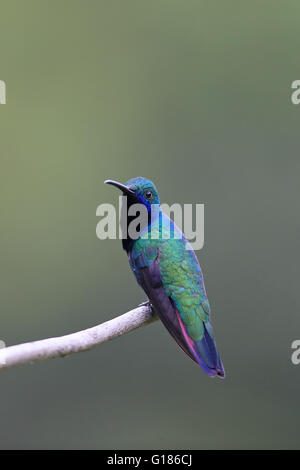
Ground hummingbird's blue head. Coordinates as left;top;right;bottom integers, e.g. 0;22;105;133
105;177;160;210
125;177;160;208
105;177;160;252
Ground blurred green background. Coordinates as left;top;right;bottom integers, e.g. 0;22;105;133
0;0;299;449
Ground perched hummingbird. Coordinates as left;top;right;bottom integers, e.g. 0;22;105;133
105;177;225;378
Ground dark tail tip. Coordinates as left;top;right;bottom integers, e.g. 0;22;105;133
200;324;226;379
216;368;226;379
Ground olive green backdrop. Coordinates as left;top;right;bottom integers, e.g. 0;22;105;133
0;0;299;449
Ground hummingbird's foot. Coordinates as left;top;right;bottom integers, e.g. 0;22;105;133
138;300;152;308
138;300;157;319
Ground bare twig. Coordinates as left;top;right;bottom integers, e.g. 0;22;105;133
0;303;158;371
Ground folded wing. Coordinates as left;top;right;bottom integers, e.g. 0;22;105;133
131;249;225;378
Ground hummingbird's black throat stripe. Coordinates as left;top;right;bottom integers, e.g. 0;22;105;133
121;192;153;253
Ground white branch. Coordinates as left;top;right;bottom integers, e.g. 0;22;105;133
0;303;158;371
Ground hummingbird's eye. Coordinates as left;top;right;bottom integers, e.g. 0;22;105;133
145;190;153;200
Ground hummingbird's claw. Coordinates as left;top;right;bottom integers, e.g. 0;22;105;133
138;300;152;308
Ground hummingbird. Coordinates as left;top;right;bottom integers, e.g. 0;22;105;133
105;177;225;378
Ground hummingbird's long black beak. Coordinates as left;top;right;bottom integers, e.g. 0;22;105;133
104;179;137;198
